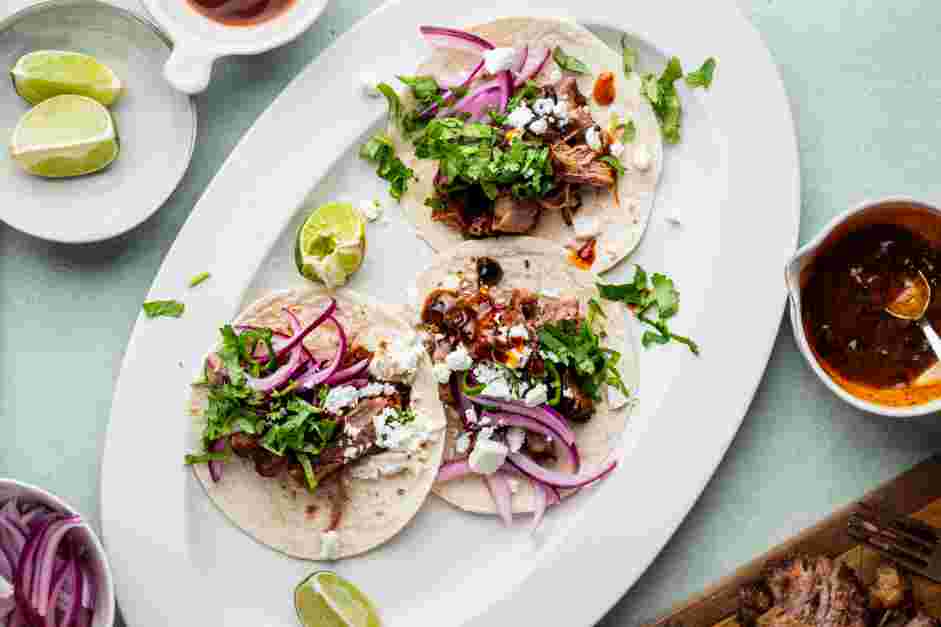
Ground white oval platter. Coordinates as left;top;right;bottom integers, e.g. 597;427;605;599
101;1;799;625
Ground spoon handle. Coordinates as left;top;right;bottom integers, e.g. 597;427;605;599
919;318;941;362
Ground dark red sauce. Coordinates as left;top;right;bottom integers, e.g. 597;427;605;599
568;239;596;270
801;224;941;389
186;0;294;26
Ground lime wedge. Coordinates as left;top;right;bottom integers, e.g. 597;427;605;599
9;94;119;178
295;202;366;288
294;571;381;627
11;50;123;106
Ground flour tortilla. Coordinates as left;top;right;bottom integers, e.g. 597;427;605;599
412;238;639;514
190;288;446;559
390;17;663;274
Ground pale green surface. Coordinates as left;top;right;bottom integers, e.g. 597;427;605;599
1;1;941;625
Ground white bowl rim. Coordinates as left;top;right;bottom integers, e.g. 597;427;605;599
0;478;116;627
786;194;941;418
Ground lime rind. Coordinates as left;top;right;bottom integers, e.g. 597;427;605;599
11;50;123;106
295;202;366;286
295;571;380;627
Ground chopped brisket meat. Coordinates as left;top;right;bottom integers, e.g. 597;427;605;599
230;432;260;458
557;370;594;423
738;582;775;627
534;296;580;327
253;448;289;478
510;288;539;320
537;183;582;225
561;105;597;143
868;563;911;611
550;142;615;188
492;195;541;234
438;382;455;405
556;76;588;107
340;344;374;369
466;212;494;237
738;557;869;627
430;195;468;233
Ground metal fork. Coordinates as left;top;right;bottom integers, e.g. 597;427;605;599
848;502;941;582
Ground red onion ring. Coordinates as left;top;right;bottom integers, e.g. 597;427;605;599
512;45;529;74
508;452;617;489
33;517;83;618
514;46;550;87
296;316;347;389
245;308;311;393
324;358;370;386
273;298;336;360
436;458;473;482
467;396;575;445
484;471;513;526
481;411;579;472
529;478;550;533
419;25;494;54
208;438;226;483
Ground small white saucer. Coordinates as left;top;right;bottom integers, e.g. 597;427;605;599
0;0;197;243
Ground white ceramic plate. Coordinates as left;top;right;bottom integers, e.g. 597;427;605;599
0;0;196;243
101;1;799;625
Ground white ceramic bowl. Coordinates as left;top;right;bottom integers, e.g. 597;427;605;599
0;479;115;627
141;0;329;94
786;196;941;418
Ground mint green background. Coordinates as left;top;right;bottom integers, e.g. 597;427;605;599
2;1;941;625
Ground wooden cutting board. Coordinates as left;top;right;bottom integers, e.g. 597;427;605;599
649;455;941;627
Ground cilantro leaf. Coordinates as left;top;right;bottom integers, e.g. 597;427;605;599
642;57;684;144
552;46;590;74
650;273;679;318
376;82;402;129
620;35;637;77
296;452;318;492
684;58;716;89
359;133;416;200
188;272;211;287
599;155;625;178
397;75;441;107
597;266;699;355
537;318;628;401
142;299;184;319
184;451;230;465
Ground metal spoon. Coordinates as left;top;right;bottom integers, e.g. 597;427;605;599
884;270;941;361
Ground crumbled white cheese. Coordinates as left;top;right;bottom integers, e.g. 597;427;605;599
351;451;411;479
465;407;478;425
383;383;397;395
481;377;512;400
473;362;502;384
369;332;424;382
507;478;521;494
609;141;625;157
320;530;340;560
539;287;561;299
585;126;603;152
633;144;652;171
445;345;473;371
357;382;386;398
506;426;526;453
532;98;555;116
455;432;472;454
529;117;548;135
666;206;682;225
373;408;437;452
552;98;569;118
324;385;359;414
432;362;452;384
506;104;535;130
524;383;548;407
573;215;602;240
508;324;529;340
483;47;517;74
360;199;382;221
548;67;563;83
469;438;508;475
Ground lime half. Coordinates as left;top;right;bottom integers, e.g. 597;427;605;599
11;50;123;106
295;202;366;288
9;94;119;178
294;571;381;627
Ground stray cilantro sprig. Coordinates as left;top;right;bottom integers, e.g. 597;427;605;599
552;46;589;74
597;266;700;355
637;56;717;144
684;58;716;89
359;133;415;201
142;299;184;319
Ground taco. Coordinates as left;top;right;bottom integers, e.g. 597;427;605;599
385;17;663;273
412;238;639;525
185;288;446;560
